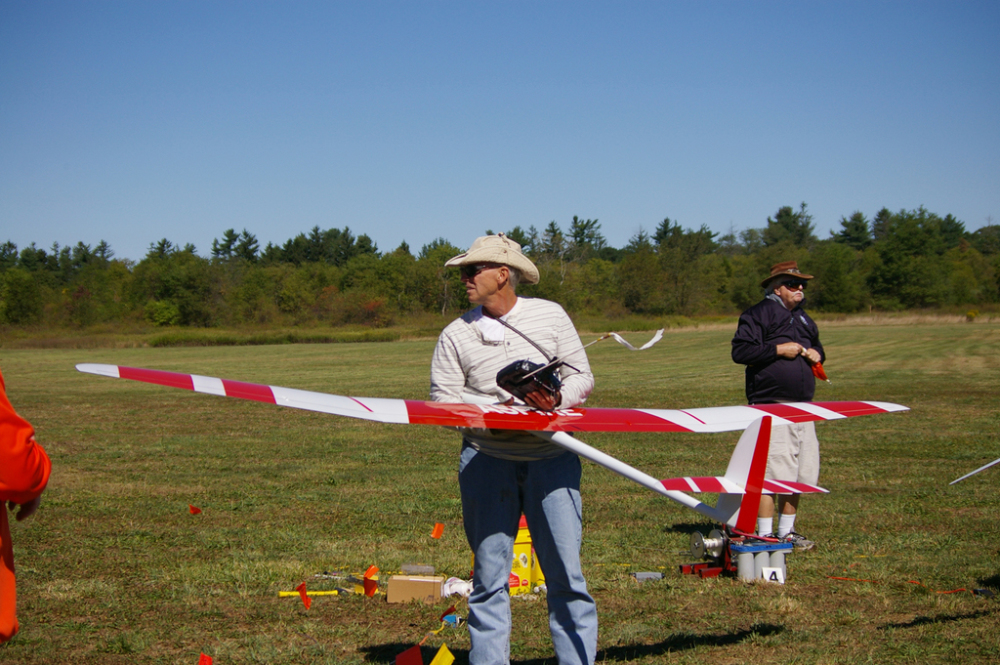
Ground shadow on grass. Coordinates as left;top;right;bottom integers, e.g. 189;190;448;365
662;522;718;536
360;623;785;664
879;608;995;630
978;573;1000;591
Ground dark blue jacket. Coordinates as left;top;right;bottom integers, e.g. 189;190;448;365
731;296;825;404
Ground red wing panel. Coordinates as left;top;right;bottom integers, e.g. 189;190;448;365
659;477;728;493
404;401;693;433
119;366;194;391
221;379;277;404
750;403;816;422
762;480;827;494
811;401;894;418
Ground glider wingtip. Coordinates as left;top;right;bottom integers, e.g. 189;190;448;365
76;363;119;378
874;401;910;413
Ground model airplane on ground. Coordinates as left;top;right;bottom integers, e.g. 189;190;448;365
76;363;908;532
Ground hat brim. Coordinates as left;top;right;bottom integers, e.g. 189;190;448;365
762;271;815;288
445;248;539;285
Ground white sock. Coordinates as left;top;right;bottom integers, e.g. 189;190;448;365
778;513;796;537
757;517;773;536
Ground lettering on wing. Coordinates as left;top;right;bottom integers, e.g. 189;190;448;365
476;404;584;418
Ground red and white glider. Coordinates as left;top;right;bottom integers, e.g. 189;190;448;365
76;363;908;527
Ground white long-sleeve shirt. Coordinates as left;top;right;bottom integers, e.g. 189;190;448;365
430;297;594;460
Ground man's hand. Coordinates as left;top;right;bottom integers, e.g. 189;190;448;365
802;347;821;364
8;496;41;522
776;342;803;359
524;389;561;411
776;343;821;364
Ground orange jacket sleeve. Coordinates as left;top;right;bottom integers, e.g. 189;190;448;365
0;370;51;505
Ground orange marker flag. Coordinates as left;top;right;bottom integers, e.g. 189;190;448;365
431;523;444;539
396;645;423;665
295;582;312;610
199;654;213;665
363;565;379;597
811;362;831;383
189;505;202;515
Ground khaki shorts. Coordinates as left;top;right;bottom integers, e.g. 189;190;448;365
765;421;820;486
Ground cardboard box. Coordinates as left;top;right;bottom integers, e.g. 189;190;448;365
386;575;444;604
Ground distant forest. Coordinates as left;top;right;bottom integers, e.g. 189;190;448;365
2;204;998;328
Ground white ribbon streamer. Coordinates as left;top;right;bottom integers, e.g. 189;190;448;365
606;328;664;351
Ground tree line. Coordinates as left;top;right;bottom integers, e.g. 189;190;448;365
1;204;998;328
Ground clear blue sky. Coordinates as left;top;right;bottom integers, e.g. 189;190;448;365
2;1;998;262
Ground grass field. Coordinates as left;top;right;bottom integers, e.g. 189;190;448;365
0;319;998;664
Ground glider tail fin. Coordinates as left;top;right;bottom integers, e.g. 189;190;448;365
720;416;772;531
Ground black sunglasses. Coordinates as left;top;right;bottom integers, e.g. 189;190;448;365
459;264;497;279
782;280;807;291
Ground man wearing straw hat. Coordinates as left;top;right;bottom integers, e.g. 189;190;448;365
731;261;825;551
431;233;597;665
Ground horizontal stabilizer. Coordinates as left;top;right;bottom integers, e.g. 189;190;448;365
660;476;828;494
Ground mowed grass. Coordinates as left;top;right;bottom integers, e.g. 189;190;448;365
0;320;998;664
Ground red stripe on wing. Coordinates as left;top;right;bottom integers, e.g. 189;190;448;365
404;402;693;432
750;403;816;422
119;366;194;391
812;401;892;417
660;477;728;493
405;401;491;428
221;379;276;404
763;480;827;493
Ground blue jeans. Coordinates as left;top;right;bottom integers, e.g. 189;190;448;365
459;443;598;665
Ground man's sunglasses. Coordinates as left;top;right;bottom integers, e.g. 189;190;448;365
782;280;807;291
459;264;497;279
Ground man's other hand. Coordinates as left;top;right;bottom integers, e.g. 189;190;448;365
524;389;561;411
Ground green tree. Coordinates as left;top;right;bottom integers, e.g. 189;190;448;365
945;242;996;305
654;220;720;314
618;229;663;313
872;208;892;242
0;242;18;272
0;268;43;324
763;203;817;247
867;208;950;308
969;224;1000;255
415;239;466;315
832;212;872;250
567;216;606;261
131;243;214;326
806;241;866;312
211;229;240;260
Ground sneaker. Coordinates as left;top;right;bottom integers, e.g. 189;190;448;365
782;531;815;551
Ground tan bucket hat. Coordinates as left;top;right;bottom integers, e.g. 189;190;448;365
445;233;540;285
761;260;814;288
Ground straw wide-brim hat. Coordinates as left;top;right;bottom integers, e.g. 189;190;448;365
445;233;540;285
761;260;814;288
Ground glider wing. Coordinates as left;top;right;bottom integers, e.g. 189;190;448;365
75;364;908;434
